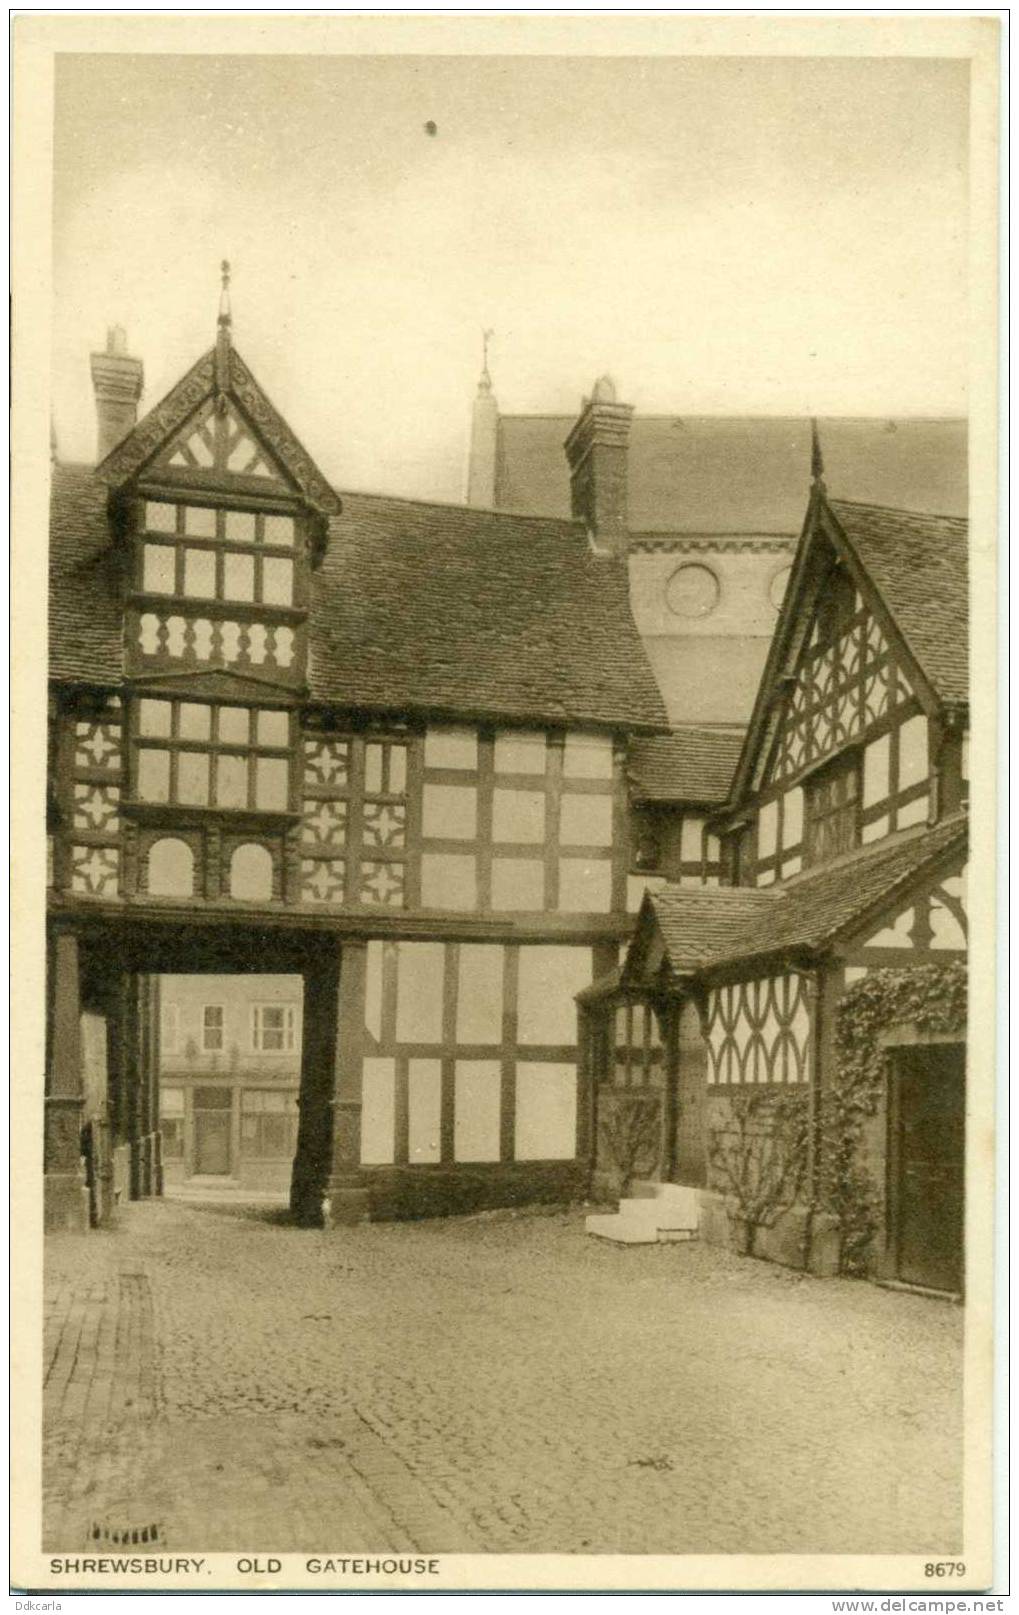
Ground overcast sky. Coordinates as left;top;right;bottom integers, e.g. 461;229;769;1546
53;53;969;501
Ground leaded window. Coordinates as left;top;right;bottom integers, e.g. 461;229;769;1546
139;500;296;607
805;753;860;866
132;698;293;813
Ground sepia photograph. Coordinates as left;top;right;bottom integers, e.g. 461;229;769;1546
12;12;1001;1596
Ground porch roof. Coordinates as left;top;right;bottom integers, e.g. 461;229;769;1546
646;815;967;978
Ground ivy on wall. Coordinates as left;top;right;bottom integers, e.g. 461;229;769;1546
822;961;968;1274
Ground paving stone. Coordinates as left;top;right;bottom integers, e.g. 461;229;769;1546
44;1199;964;1555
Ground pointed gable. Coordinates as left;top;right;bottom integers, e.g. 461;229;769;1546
730;491;966;806
95;345;340;519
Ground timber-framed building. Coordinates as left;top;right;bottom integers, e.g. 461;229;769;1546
46;285;969;1292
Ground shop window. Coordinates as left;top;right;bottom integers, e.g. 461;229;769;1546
239;1089;299;1158
160;1086;185;1158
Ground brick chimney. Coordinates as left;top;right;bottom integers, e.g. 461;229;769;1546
563;375;634;557
90;326;143;462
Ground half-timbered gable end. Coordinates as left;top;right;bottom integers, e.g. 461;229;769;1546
721;493;968;887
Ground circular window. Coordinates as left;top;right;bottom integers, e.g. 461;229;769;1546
769;565;793;610
665;563;720;618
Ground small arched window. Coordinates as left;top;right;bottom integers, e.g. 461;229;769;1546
230;842;273;902
147;837;194;898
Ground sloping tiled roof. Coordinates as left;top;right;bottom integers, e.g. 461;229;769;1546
48;465;669;732
627;726;745;804
49;465;127;686
648;816;967;975
828;498;969;706
494;416;968;531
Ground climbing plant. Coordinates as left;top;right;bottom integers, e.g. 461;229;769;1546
821;962;967;1275
707;1088;810;1255
597;1089;662;1195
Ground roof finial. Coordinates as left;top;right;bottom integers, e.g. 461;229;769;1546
218;259;232;329
479;327;494;392
215;260;232;409
810;417;826;490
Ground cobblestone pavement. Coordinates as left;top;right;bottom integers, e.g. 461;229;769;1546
44;1199;963;1556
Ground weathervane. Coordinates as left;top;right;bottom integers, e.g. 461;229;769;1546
810;417;826;491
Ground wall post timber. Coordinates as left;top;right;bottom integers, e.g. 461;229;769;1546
148;977;164;1196
44;930;90;1232
132;974;155;1197
326;940;371;1226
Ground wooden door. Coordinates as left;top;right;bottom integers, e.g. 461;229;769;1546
193;1087;232;1176
672;999;708;1187
891;1046;965;1293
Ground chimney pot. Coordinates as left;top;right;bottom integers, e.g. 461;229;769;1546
90;329;143;463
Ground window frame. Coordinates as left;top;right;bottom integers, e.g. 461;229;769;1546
130;697;295;816
136;498;301;610
238;1087;300;1158
804;749;862;867
251;1003;297;1054
202;1004;225;1053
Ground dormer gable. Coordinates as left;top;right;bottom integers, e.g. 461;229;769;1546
95;337;340;534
